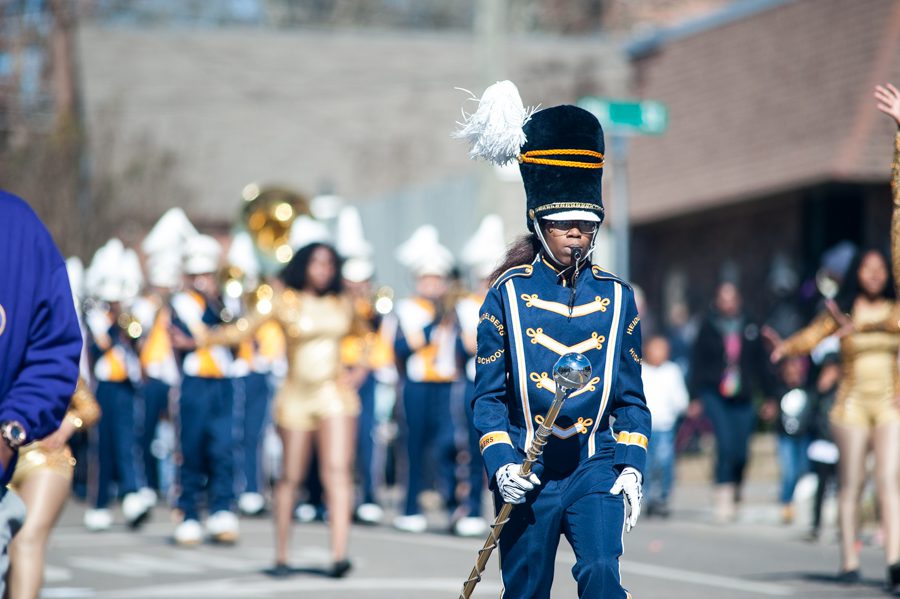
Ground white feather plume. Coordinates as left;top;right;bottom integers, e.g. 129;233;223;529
453;80;535;166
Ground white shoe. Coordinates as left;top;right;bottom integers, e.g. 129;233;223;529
206;510;240;544
294;503;317;523
138;487;158;506
122;492;152;529
355;503;384;525
174;519;203;546
454;516;489;537
84;508;113;532
238;492;266;516
393;514;427;533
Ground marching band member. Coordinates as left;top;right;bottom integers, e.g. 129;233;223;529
134;208;195;503
457;81;651;598
453;214;508;537
225;232;286;517
82;240;152;532
169;234;240;545
392;226;460;534
336;206;389;525
190;216;362;577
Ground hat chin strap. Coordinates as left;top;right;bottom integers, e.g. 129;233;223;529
532;218;598;275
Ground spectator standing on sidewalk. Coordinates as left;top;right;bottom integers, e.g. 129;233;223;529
773;356;814;525
642;335;689;517
690;282;774;523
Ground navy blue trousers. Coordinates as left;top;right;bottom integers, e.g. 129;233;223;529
496;458;629;599
463;380;485;515
235;373;271;495
178;376;234;520
701;389;756;485
94;381;139;509
356;373;378;505
401;381;456;516
140;378;170;492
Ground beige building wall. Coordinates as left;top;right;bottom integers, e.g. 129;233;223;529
77;24;629;288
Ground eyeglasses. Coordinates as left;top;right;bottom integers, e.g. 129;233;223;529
543;220;599;235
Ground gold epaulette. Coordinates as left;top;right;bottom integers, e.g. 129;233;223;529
590;265;632;289
491;264;534;289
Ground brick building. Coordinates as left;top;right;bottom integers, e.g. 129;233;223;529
625;0;900;327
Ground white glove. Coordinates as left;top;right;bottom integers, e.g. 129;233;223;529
85;308;113;341
610;467;643;532
496;463;541;504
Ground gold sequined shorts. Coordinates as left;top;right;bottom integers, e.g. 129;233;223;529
274;382;360;433
830;393;900;429
8;443;75;490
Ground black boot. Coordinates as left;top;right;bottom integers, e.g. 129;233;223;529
329;559;353;578
836;569;860;584
265;562;293;578
886;561;900;595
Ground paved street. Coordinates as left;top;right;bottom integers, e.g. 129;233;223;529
40;481;891;599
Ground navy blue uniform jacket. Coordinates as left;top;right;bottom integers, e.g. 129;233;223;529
473;255;651;483
0;192;82;483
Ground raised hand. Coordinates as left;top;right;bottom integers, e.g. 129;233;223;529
875;83;900;126
760;325;785;363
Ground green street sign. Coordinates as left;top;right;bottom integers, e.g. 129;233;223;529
577;97;668;135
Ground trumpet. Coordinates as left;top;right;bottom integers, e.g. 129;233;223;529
220;264;276;319
373;286;395;316
117;312;143;340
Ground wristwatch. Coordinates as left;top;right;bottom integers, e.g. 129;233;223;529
0;421;27;450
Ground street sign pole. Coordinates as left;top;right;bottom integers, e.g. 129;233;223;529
610;134;630;281
577;96;667;282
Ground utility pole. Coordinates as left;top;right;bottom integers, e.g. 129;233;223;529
610;134;630;280
474;0;508;224
578;97;669;281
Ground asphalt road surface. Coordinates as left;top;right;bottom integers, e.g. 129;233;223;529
39;483;891;599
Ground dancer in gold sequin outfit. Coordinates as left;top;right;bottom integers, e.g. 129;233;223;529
194;240;363;578
7;378;100;599
766;83;900;591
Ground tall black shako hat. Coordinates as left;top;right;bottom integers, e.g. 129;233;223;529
520;105;604;230
454;81;605;231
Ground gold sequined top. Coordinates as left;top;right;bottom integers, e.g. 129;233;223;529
782;131;900;402
203;289;365;400
9;377;101;488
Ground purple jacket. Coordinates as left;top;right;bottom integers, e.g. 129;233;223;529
0;191;82;483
